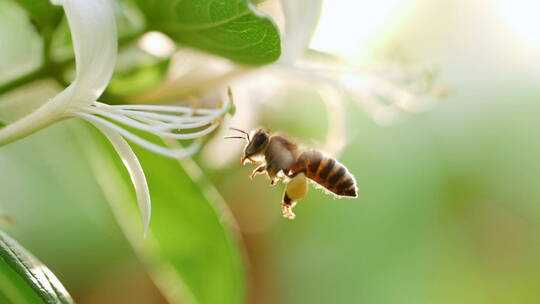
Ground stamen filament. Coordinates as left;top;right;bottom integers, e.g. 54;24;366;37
107;104;225;115
76;112;201;158
82;107;221;137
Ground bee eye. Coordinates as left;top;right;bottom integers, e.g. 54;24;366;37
254;133;268;146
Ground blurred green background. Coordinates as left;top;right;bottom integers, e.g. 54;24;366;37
2;0;540;303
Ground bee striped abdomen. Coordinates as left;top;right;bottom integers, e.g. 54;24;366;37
291;150;357;197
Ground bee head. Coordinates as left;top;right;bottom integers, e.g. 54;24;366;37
244;128;270;159
225;127;270;164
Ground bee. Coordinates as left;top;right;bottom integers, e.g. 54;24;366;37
225;127;358;219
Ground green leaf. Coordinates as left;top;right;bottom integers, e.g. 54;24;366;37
77;123;246;304
0;230;74;304
134;0;281;65
109;58;170;96
12;0;62;32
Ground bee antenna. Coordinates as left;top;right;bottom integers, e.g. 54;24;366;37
229;127;247;134
229;127;250;142
224;136;247;141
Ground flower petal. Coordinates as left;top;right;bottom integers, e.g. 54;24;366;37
88;118;151;236
52;0;117;106
280;0;323;63
0;0;117;146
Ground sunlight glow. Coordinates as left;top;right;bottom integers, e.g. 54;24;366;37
138;31;176;57
310;0;416;62
492;0;540;47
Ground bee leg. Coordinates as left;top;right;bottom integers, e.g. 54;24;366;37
267;165;285;186
266;170;279;186
281;193;297;219
280;173;308;220
250;164;267;179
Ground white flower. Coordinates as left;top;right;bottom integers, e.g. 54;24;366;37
0;0;232;235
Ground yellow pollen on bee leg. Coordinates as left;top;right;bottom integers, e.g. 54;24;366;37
286;173;308;201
